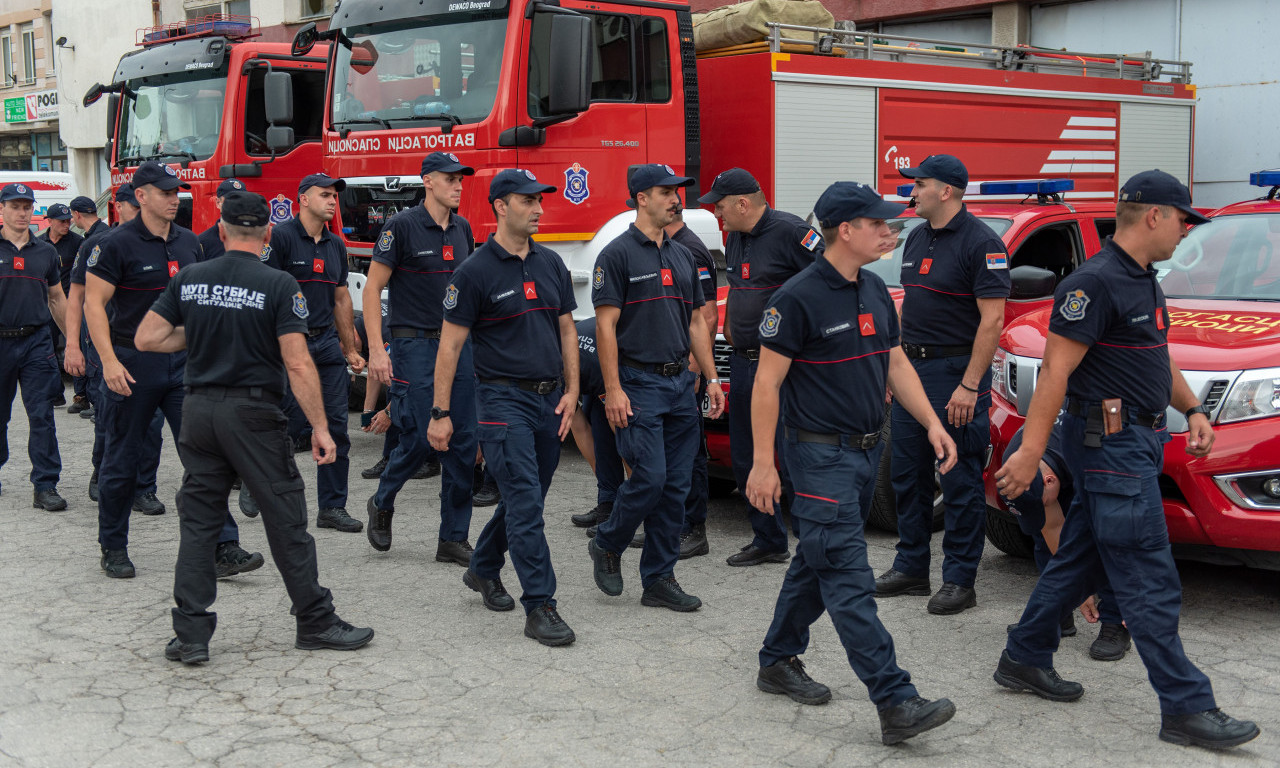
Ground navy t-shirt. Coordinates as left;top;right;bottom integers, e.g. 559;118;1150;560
86;215;202;338
0;236;61;326
265;216;349;330
591;224;704;365
444;235;575;381
760;255;899;435
71;219;112;287
899;204;1010;346
198;224;224;262
39;229;82;294
575;317;603;399
371;205;474;331
669;223;718;303
725;207;822;349
1050;238;1171;414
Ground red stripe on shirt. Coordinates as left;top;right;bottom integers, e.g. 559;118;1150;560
901;283;974;297
793;348;890;365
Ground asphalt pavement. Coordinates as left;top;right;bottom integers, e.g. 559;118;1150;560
1;396;1277;767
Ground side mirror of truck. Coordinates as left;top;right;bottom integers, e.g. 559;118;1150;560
547;15;592;116
266;126;295;153
83;82;106;107
1009;265;1057;300
292;23;318;57
265;71;293;125
106;94;119;141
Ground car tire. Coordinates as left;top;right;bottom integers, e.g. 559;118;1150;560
984;505;1035;559
867;408;946;534
708;476;737;498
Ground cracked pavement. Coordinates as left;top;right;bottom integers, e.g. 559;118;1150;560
1;402;1277;767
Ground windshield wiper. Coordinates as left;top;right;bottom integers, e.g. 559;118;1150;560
148;150;199;164
391;112;463;127
334;116;391;131
116;154;148;166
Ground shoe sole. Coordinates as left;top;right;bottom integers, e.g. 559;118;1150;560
435;552;472;567
367;498;392;552
588;541;623;597
135;506;166;516
678;543;710;560
927;596;977;615
102;566;136;579
756;677;831;705
881;700;957;745
295;632;375;651
217;554;265;579
1158;724;1260;750
726;552;790;568
523;627;576;647
360;471;383;479
1089;640;1132;662
463;570;516;612
640;594;702;612
992;669;1084;702
876;583;931;597
33;500;68;511
165;648;209;664
317;519;365;533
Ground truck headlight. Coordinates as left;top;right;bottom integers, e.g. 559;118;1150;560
1217;368;1280;424
991;347;1012;404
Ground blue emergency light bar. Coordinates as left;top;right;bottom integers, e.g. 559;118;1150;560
978;179;1074;195
1250;171;1280;187
896;183;914;197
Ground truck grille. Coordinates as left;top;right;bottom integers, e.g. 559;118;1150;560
713;340;731;379
339;183;424;244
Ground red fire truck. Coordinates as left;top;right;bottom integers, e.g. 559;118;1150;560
83;15;328;233
984;171;1280;570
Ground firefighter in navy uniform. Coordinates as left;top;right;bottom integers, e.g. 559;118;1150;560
745;181;957;746
264;173;366;533
994;170;1260;750
85;161;262;579
429;169;579;646
699;167;821;568
587;164;724;612
364;152;478;563
196;178;245;261
65;195;107;415
877;154;1009;615
37;202;80;408
136;190;374;665
0;183;69;509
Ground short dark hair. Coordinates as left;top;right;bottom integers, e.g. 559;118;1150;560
1116;201;1173;228
221;221;268;241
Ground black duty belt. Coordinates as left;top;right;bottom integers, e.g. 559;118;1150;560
902;342;972;360
733;347;760;361
307;324;334;338
619;355;689;377
1065;397;1164;429
390;327;441;339
785;426;881;451
111;332;137;350
0;325;39;338
185;385;280;402
479;376;563;395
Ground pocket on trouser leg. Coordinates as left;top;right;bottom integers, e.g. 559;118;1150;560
1084;471;1164;549
239;404;301;482
476;423;507;478
387;380;413;432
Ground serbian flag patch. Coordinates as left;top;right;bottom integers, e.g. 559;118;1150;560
800;229;821;251
697;267;710;281
985;252;1008;270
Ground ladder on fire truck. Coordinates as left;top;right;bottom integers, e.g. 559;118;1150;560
762;23;1193;83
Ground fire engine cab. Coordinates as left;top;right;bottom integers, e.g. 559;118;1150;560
984;171;1280;570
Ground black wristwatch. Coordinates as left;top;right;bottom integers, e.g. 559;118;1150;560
430;406;451;420
1185;404;1212;420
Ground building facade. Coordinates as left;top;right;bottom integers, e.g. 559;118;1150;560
0;1;64;172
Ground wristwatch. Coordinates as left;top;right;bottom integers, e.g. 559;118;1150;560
1185;404;1212;420
430;406;451;420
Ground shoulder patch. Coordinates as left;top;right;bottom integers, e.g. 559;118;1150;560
292;292;309;319
985;252;1008;269
377;229;394;252
760;306;782;338
800;229;821;251
87;245;101;267
1059;289;1089;322
443;283;459;310
260;244;272;262
592;265;604;291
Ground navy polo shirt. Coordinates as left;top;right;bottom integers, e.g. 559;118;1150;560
899;204;1010;346
71;221;115;287
725;207;822;349
265;217;349;330
87;215;202;338
39;229;82;294
1050;238;1171;414
371;204;474;331
592;224;703;364
198;224;224;262
150;250;308;394
0;235;61;327
575;317;604;398
445;235;575;381
760;255;900;435
670;224;718;303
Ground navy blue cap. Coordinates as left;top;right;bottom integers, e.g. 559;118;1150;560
131;161;191;191
46;203;72;220
69;196;97;214
0;183;36;203
899;154;969;190
1006;470;1046;520
420;152;475;176
697;168;761;204
1119;169;1209;225
114;183;138;206
627;163;693;199
298;172;346;196
488;169;555;203
813;182;907;227
220;191;270;227
217;178;246;197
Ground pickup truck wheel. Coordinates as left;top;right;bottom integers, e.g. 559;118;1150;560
984;505;1035;559
867;412;946;533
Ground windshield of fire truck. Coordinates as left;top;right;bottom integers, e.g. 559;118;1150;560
117;70;227;165
332;15;507;130
861;216;1015;286
1156;213;1280;300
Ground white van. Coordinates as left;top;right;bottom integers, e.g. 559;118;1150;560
0;170;78;229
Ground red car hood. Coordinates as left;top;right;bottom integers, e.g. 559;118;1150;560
1001;299;1280;371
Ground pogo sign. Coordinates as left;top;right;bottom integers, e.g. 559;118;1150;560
24;90;57;121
